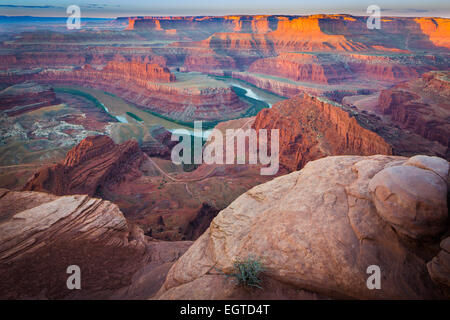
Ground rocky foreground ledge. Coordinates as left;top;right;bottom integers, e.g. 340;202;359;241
0;190;191;299
156;155;449;299
0;154;448;299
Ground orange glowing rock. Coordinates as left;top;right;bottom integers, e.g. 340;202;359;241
414;18;450;49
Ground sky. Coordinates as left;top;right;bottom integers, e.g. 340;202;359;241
0;0;449;18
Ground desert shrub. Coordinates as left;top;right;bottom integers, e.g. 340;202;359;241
228;256;265;289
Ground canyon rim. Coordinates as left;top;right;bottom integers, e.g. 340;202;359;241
0;0;449;307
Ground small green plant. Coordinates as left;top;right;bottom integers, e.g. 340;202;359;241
228;256;265;289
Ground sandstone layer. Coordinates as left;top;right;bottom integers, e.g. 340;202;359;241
253;94;392;171
0;82;59;116
248;53;351;84
0;48;168;70
23;135;145;197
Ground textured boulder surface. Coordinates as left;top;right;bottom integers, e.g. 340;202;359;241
22;130;272;241
156;155;449;299
368;157;448;239
253;94;392;171
0;188;191;299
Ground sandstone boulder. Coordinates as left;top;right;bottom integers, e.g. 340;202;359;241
156;155;449;299
0;189;190;299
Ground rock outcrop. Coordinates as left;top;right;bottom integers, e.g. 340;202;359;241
23;135;145;196
265;15;368;52
248;53;351;84
21;130;272;242
1;62;250;123
368;155;449;239
0;188;191;299
242;52;438;97
140;126;177;159
253;94;392;171
2;60;175;84
101;61;176;83
377;71;450;151
156;155;449;299
182;50;236;72
0;82;59;116
414;18;450;50
346;54;421;82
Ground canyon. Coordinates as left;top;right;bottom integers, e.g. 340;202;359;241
0;13;449;300
377;71;450;150
0;82;59;116
18;91;447;246
21;131;272;241
3;150;449;299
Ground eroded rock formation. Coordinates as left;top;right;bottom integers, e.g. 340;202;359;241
0;188;192;299
377;71;450;150
21;131;271;242
156;15;450;52
23;135;145;196
156;155;449;299
102;61;176;83
140;126;177;159
253;94;392;171
0;82;58;116
248;53;351;84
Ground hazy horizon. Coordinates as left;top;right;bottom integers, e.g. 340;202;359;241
0;1;449;18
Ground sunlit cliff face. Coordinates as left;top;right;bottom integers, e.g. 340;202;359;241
0;12;448;300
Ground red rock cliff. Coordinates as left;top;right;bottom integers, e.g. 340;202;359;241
377;71;450;149
134;15;450;53
249;53;352;84
0;82;58;116
253;94;392;171
23;135;145;196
